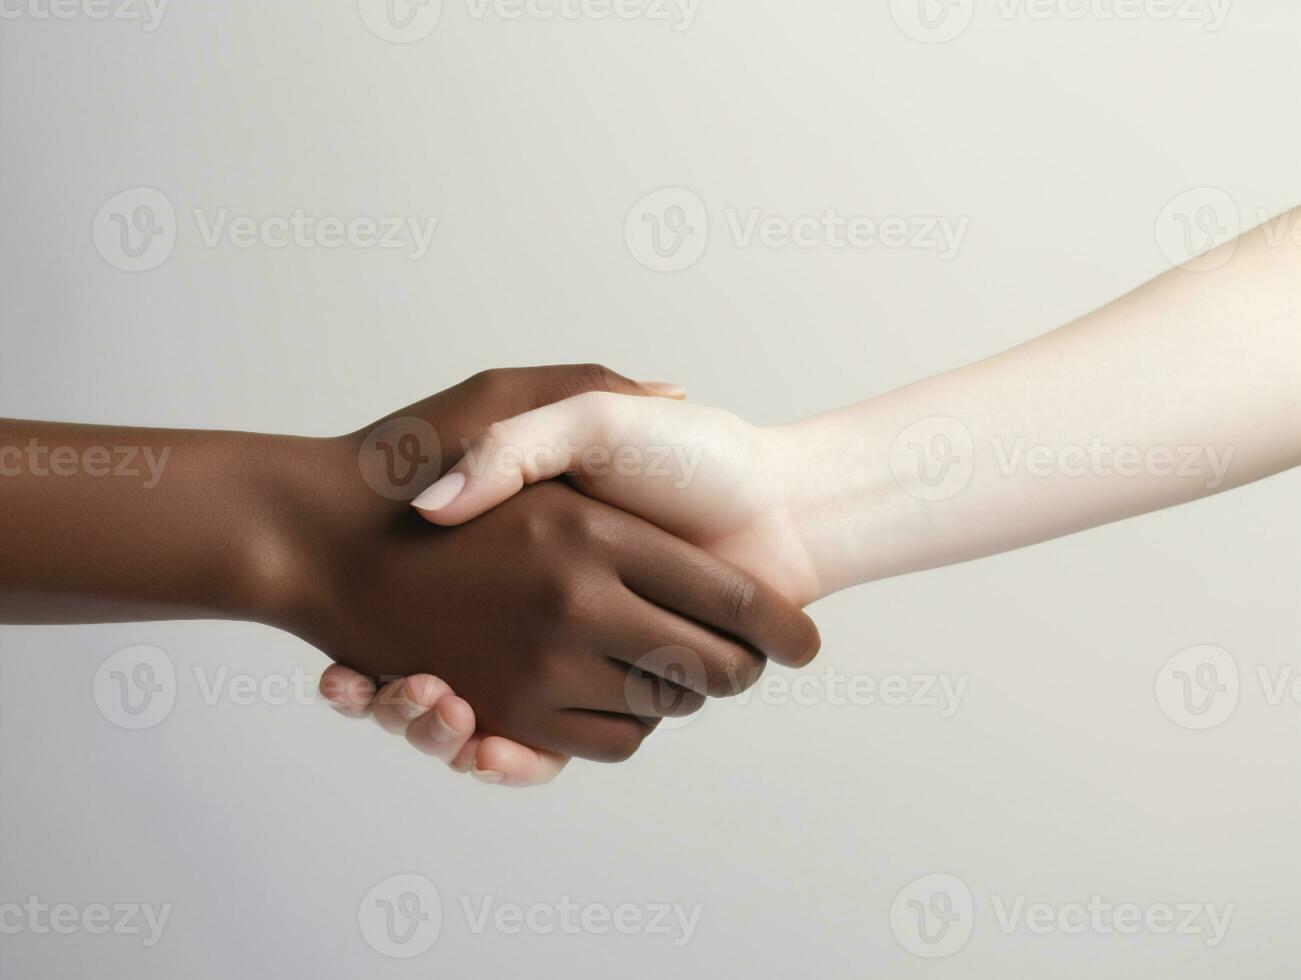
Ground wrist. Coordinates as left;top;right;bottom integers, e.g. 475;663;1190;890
221;432;356;633
764;411;903;600
726;422;823;606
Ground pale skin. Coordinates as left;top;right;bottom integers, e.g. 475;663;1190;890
376;207;1300;785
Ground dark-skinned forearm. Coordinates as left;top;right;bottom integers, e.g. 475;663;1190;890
0;419;323;625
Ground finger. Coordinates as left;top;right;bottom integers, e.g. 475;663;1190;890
319;663;377;718
450;734;481;773
560;648;709;718
424;702;559;784
593;590;756;701
405;694;475;764
516;364;683;402
471;736;570;787
637;381;687;399
618;523;822;669
544;709;658;764
412;390;625;524
619;659;709;723
372;675;451;735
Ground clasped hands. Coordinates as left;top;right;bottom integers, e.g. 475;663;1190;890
312;365;820;788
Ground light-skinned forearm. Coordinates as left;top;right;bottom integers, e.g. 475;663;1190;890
776;211;1301;598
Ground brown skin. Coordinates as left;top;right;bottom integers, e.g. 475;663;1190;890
0;365;820;762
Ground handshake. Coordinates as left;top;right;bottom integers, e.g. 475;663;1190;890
4;211;1295;787
311;364;824;787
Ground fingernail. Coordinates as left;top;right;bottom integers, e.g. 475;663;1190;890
471;768;504;784
429;712;458;744
412;471;465;512
396;695;426;720
640;381;687;399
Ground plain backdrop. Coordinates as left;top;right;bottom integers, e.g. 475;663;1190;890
1;1;1298;977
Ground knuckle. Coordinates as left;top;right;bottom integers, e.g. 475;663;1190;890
537;576;600;624
399;675;433;706
704;649;763;698
592;721;650;763
794;619;823;668
721;574;758;628
571;363;618;396
557;506;613;548
659;685;707;718
518;648;566;693
466;367;510;398
519;508;560;547
557;580;601;622
482;419;517;455
531;363;620;407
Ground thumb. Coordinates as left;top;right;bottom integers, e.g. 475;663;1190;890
547;364;684;401
412;392;615;526
636;381;687;399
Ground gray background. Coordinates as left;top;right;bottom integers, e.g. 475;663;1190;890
1;1;1298;976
